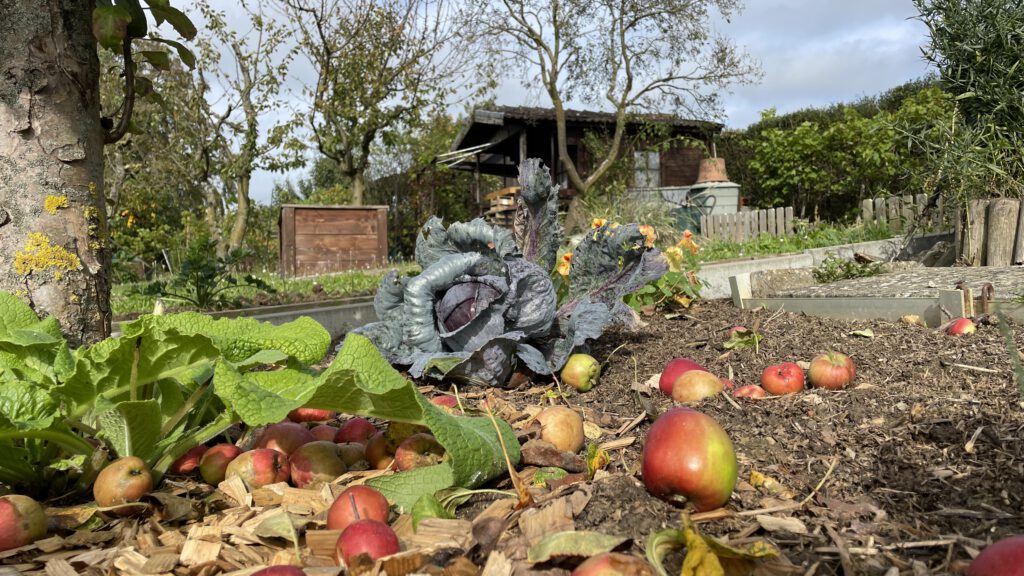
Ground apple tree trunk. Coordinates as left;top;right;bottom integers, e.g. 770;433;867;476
0;0;111;346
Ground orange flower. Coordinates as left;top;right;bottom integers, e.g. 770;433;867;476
676;229;699;255
591;218;608;229
556;252;573;276
638;225;656;248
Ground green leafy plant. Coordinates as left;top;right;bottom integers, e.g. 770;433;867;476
142;240;275;309
812;255;884;283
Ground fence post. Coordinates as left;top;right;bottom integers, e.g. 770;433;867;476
887;197;901;233
861;199;874;226
986;198;1019;266
767;208;777;236
962;199;989;266
783;207;794;235
874;197;887;229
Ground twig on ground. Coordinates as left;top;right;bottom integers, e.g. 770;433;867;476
825;524;856;576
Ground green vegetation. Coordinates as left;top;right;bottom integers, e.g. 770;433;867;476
812;255;885;284
695;221;894;263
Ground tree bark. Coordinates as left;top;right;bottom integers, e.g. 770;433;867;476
227;174;251;252
0;0;111;346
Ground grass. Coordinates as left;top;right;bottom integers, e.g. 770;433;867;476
111;263;418;318
694;221;896;263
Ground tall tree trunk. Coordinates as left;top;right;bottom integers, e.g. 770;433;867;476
351;171;366;205
227;174;251;252
0;0;111;346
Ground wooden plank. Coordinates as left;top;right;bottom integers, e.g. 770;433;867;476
294;234;381;251
985;198;1019;266
938;289;967;321
767;208;777;236
887;197;901;233
874;197;887;227
1014;200;1024;264
775;207;785;237
964;199;989;266
784;206;794;235
901;194;914;229
699;214;708;237
861;199;874;225
757;209;767;237
294;219;378;235
279;206;296;278
729;273;752;309
914;193;927;220
954;204;963;259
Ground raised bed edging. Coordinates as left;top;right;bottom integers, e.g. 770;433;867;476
698;232;951;299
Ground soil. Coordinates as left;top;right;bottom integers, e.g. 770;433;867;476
6;299;1023;575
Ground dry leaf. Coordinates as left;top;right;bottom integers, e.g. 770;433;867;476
755;515;808;534
526;531;630;563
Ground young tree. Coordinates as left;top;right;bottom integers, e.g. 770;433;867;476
278;0;489;205
0;1;195;345
474;0;760;196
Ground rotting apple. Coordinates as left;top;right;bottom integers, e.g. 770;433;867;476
658;358;707;396
289;441;349;488
571;552;654;576
641;407;737;512
946;317;977;336
169;444;208;475
393;433;446;471
225;448;290;489
760;362;805;395
719;378;736;391
732;385;767;399
253;422;316;455
335;519;400;566
93;456;154;516
326;485;390;531
383;421;429;449
967;534;1024;576
670;370;724;403
535;406;585;453
287;407;336;423
199;444;243;485
334;417;378;445
311;424;340;442
808;351;856;390
561;353;601;392
336;442;369;468
363;432;395;470
251;566;307;576
0;495;47;552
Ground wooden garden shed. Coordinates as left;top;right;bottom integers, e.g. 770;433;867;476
278;205;388;277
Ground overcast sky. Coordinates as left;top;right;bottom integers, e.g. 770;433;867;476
213;0;935;204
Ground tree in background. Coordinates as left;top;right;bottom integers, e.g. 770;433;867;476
1;1;196;344
278;0;490;205
473;0;760;196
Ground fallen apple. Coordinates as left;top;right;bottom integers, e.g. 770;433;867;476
760;362;805;395
967;534;1024;576
384;421;429;449
93;456;154;516
199;444;243;485
535;406;585;453
0;495;47;552
326;485;390;531
335;519;400;566
168;444;209;475
311;424;340;442
251;566;307;576
561;353;601;392
253;422;316;455
334;417;378;445
732;385;767;399
641;407;737;512
658;358;707;396
393;433;446;471
671;369;724;403
364;432;395;470
287;407;336;423
946;317;976;336
429;395;459;412
225;448;290;489
289;441;348;488
571;552;654;576
336;442;369;468
808;351;856;390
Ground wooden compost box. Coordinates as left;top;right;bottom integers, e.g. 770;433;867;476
278;205;388;277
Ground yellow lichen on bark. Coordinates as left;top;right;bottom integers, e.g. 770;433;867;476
44;195;69;214
14;233;82;280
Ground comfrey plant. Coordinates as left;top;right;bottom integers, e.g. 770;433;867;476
353;159;668;386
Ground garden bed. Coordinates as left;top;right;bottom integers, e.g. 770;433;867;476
5;299;1022;575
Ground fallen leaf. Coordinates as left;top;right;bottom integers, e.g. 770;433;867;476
755;515;808;534
526;531;630;563
253;511;309;544
850;328;875;338
646;515;779;576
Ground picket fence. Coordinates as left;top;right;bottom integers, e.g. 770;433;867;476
860;194;953;233
700;206;795;242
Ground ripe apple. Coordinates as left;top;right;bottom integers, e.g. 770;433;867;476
335;519;400;566
571;552;653;576
946;317;976;336
383;421;429;449
251;566;306;576
641;407;737;512
225;448;290;489
561;353;601;392
364;432;395;470
336;442;368;468
93;456;154;516
334;417;378;445
289;441;348;488
732;385;767;399
393;433;446;471
311;424;340;442
0;495;47;552
429;395;460;412
671;370;724;403
967;534;1024;576
326;485;390;531
658;358;707;396
168;444;209;475
287;407;336;423
253;422;316;455
535;406;585;453
760;362;805;395
808;351;856;390
199;444;243;485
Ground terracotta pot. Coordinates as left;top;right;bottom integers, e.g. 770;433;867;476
695;158;728;184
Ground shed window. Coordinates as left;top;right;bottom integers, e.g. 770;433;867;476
633;150;660;188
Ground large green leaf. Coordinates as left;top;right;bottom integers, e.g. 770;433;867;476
148;5;197;40
98;400;163;461
92;5;131;49
212;361;315;426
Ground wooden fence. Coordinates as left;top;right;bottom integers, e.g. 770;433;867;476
954;197;1024;266
860;194;953;233
700;207;795;242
